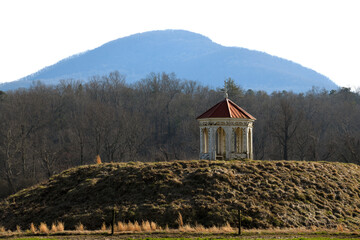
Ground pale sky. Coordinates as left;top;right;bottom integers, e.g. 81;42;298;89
0;0;359;89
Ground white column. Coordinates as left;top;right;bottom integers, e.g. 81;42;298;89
245;127;249;158
242;127;246;154
199;127;204;158
209;127;216;160
224;126;232;160
249;128;253;159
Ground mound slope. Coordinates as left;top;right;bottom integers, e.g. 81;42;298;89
1;160;360;230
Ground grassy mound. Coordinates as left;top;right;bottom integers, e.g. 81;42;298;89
1;160;360;230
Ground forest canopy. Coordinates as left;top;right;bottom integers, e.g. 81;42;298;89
0;71;359;198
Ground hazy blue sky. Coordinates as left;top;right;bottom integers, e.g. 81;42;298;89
1;0;359;89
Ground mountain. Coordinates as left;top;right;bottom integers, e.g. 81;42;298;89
1;160;360;230
0;30;338;92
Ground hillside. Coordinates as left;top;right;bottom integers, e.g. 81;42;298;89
1;160;360;231
0;30;337;92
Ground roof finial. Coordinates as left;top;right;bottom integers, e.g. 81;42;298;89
224;85;228;99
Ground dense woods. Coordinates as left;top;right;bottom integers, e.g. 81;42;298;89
0;71;360;198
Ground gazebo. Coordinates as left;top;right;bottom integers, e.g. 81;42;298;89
197;97;256;160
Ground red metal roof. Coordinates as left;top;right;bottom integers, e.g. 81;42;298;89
197;98;256;120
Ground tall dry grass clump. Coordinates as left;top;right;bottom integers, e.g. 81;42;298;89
101;222;107;231
39;222;49;234
51;223;57;232
114;221;158;232
75;222;85;231
207;225;221;233
150;221;157;231
0;226;5;233
337;224;344;232
220;222;234;233
141;220;151;231
133;221;141;231
16;225;21;233
127;221;135;231
194;223;206;232
176;212;184;228
56;221;64;232
179;224;194;232
29;223;37;233
95;155;102;164
117;221;126;231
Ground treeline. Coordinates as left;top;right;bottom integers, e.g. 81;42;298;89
0;71;360;198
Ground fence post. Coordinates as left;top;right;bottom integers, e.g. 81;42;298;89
238;208;241;235
111;206;116;235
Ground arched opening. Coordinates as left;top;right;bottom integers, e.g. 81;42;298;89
234;127;243;153
202;128;209;153
216;127;226;158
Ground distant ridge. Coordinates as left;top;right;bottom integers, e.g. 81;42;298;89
0;30;338;92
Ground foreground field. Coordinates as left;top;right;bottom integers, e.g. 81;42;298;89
3;227;360;240
2;160;360;230
5;234;360;240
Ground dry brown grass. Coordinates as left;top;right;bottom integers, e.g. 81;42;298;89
194;224;206;232
0;226;5;232
4;160;360;231
179;224;193;232
176;212;184;227
75;222;85;231
112;221;160;232
39;222;49;234
51;223;58;232
207;225;221;233
337;224;344;232
243;226;353;235
101;222;107;231
56;221;64;232
30;222;37;233
95;155;102;164
133;221;141;231
127;221;135;231
117;221;126;231
220;222;234;232
150;221;157;231
16;225;21;233
177;222;234;233
141;220;151;231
